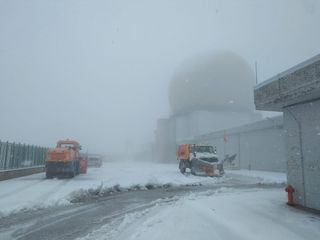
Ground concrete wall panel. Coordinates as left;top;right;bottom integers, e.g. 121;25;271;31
191;117;286;172
284;99;320;210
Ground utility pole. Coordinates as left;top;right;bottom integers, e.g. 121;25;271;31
255;61;258;85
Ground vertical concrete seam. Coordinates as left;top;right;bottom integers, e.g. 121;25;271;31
286;107;306;206
238;133;241;168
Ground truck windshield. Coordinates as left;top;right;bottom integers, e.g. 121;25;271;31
60;143;76;149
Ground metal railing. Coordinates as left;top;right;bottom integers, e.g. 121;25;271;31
0;141;47;171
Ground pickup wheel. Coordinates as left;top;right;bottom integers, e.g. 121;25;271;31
190;159;196;175
179;160;186;174
190;163;195;175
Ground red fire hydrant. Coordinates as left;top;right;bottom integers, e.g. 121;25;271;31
285;185;295;206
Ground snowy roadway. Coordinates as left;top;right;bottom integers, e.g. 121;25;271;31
0;161;319;240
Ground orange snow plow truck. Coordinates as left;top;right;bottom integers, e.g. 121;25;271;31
46;139;86;178
177;144;224;177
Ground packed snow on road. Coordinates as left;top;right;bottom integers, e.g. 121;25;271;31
78;188;320;240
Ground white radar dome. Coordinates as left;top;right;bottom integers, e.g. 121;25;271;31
169;51;255;114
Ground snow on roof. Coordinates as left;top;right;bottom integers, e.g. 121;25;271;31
255;53;320;89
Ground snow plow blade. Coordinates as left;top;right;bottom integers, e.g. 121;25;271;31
221;154;237;165
191;158;224;177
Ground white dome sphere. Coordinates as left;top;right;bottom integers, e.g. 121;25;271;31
169;51;255;114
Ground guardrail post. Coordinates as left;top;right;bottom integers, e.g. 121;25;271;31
0;140;47;172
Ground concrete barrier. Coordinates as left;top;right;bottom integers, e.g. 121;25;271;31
0;166;44;181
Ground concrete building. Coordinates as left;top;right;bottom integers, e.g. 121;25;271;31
169;51;262;140
154;51;262;162
255;54;320;211
153;51;286;174
192;116;286;172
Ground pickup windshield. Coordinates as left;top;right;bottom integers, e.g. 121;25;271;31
191;146;214;153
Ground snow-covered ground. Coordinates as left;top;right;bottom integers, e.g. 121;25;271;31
0;161;286;217
3;162;317;239
79;188;320;240
226;169;287;184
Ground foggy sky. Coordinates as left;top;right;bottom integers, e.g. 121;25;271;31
1;0;320;154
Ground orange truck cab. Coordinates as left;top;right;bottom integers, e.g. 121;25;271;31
45;139;82;178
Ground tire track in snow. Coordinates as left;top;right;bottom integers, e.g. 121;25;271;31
35;178;73;203
0;178;47;199
14;197;175;240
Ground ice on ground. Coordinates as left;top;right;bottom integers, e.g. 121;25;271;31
0;161;286;217
80;188;320;240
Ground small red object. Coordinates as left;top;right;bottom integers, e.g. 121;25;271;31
285;185;295;205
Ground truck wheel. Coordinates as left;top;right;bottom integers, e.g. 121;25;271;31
69;171;75;178
46;173;53;179
190;161;196;175
179;160;186;174
191;166;195;175
69;165;75;178
76;162;80;175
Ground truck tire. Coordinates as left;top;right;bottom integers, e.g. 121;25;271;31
179;160;186;174
46;172;53;179
75;161;80;175
190;163;195;175
190;159;196;175
69;171;75;178
69;162;75;178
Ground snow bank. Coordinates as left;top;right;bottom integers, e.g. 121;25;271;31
80;188;320;240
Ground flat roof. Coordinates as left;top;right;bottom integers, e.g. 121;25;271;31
255;53;320;89
254;53;320;111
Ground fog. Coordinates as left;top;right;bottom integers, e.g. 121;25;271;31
169;51;255;115
1;0;320;154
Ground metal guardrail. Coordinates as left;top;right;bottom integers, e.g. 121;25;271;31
0;141;47;171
